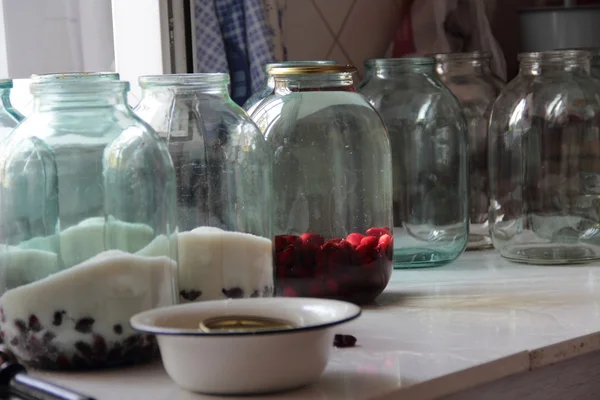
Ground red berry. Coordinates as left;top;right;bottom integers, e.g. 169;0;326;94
378;234;392;253
360;235;378;249
283;286;298;297
275;236;287;252
301;233;325;246
325;279;339;294
301;242;319;267
276;235;303;251
332;240;352;268
276;246;295;268
308;281;324;297
322;241;339;252
315;251;329;276
346;233;364;247
366;227;390;239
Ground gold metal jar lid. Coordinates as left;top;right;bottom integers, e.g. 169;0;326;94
268;65;357;75
199;315;296;333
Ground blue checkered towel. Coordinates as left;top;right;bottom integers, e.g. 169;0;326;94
195;0;276;105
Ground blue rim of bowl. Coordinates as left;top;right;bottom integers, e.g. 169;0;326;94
130;300;362;337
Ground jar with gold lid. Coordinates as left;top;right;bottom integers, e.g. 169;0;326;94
251;65;393;304
243;61;338;115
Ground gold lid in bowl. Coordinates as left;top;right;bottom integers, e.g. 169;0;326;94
199;316;297;333
268;65;356;75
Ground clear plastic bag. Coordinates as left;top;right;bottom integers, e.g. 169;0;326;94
392;0;506;81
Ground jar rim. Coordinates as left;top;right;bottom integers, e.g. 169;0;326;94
429;52;491;61
269;65;356;75
517;50;590;61
0;78;12;89
30;80;130;94
139;73;230;86
564;47;600;57
365;57;434;67
265;61;338;71
31;72;120;83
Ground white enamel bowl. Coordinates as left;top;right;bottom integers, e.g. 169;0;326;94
130;297;361;395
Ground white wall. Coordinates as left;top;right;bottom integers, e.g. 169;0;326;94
0;0;114;78
0;0;115;115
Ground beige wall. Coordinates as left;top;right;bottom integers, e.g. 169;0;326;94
281;0;408;78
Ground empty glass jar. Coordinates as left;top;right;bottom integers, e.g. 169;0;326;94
135;74;273;303
251;65;393;304
359;58;469;268
489;50;600;264
433;52;504;250
0;79;24;141
0;72;177;370
243;60;338;115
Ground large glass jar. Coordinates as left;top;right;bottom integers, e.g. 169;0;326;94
0;79;24;141
489;50;600;264
0;73;177;370
135;74;273;303
432;52;504;250
251;65;393;304
359;58;469;268
243;60;338;115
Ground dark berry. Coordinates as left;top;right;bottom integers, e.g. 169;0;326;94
9;337;18;346
113;324;123;335
333;334;357;348
107;343;123;362
124;334;142;349
75;341;93;358
42;331;55;344
74;317;95;334
180;289;202;301
28;315;42;332
263;286;273;297
72;354;88;368
14;319;27;333
222;287;244;298
52;311;65;326
93;334;107;355
56;355;71;368
250;290;260;298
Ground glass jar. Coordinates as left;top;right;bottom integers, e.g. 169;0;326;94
243;60;338;115
135;74;273;302
0;79;24;141
591;49;600;79
251;65;393;304
432;52;504;250
489;50;600;264
359;58;469;268
0;73;177;370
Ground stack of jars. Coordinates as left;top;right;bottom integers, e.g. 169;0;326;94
2;46;600;373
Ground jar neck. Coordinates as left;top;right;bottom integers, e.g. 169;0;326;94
518;51;591;76
435;57;491;77
140;83;230;98
139;74;231;99
33;90;129;111
365;58;436;79
273;72;355;92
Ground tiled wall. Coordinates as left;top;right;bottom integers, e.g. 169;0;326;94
282;0;406;78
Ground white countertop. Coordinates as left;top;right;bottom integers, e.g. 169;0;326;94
33;251;600;400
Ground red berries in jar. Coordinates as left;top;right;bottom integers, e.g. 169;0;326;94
275;227;393;304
